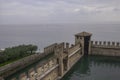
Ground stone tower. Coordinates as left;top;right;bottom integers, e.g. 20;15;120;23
75;31;92;55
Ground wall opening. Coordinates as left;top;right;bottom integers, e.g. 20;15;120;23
84;36;90;55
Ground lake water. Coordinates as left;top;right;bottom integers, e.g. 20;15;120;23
62;56;120;80
0;24;120;51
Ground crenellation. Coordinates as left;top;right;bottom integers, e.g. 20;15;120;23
99;41;102;45
103;41;106;46
71;44;74;48
91;41;93;45
66;43;69;48
58;42;64;52
108;41;111;46
58;42;64;47
44;43;57;54
91;40;120;57
65;43;69;53
112;42;115;46
95;41;98;45
116;42;120;46
92;41;120;47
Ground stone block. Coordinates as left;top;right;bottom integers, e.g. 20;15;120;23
99;41;102;45
36;65;42;76
28;68;36;80
95;41;98;45
19;73;27;80
91;41;93;45
108;41;110;46
112;42;115;46
103;41;106;45
116;42;120;46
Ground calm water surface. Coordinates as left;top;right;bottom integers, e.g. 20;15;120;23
0;24;120;51
63;56;120;80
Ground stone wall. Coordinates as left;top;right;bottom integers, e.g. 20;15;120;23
19;73;27;80
0;53;45;78
91;41;120;56
31;57;58;80
69;49;82;68
69;43;80;55
41;67;59;80
44;43;57;55
0;43;57;78
9;57;58;80
91;41;120;48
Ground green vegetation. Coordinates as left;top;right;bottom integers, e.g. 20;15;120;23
0;44;38;67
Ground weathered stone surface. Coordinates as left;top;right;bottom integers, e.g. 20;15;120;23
0;53;45;78
19;73;27;80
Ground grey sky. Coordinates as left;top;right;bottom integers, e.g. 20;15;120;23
0;0;120;24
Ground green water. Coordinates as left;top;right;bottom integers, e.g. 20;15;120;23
63;56;120;80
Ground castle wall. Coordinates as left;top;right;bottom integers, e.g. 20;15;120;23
36;57;59;80
19;73;27;80
91;41;120;56
44;43;57;55
2;42;83;80
28;68;36;80
69;43;80;55
9;57;58;80
0;53;44;78
59;43;83;78
68;48;82;68
0;43;57;78
41;67;59;80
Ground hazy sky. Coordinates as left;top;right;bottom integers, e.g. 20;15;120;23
0;0;120;24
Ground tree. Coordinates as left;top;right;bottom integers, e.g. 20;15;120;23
28;44;38;54
0;44;38;64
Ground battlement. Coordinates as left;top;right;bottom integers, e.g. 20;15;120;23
91;41;120;48
44;43;57;54
58;42;81;54
55;42;75;53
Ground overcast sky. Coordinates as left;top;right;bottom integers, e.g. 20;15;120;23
0;0;120;24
